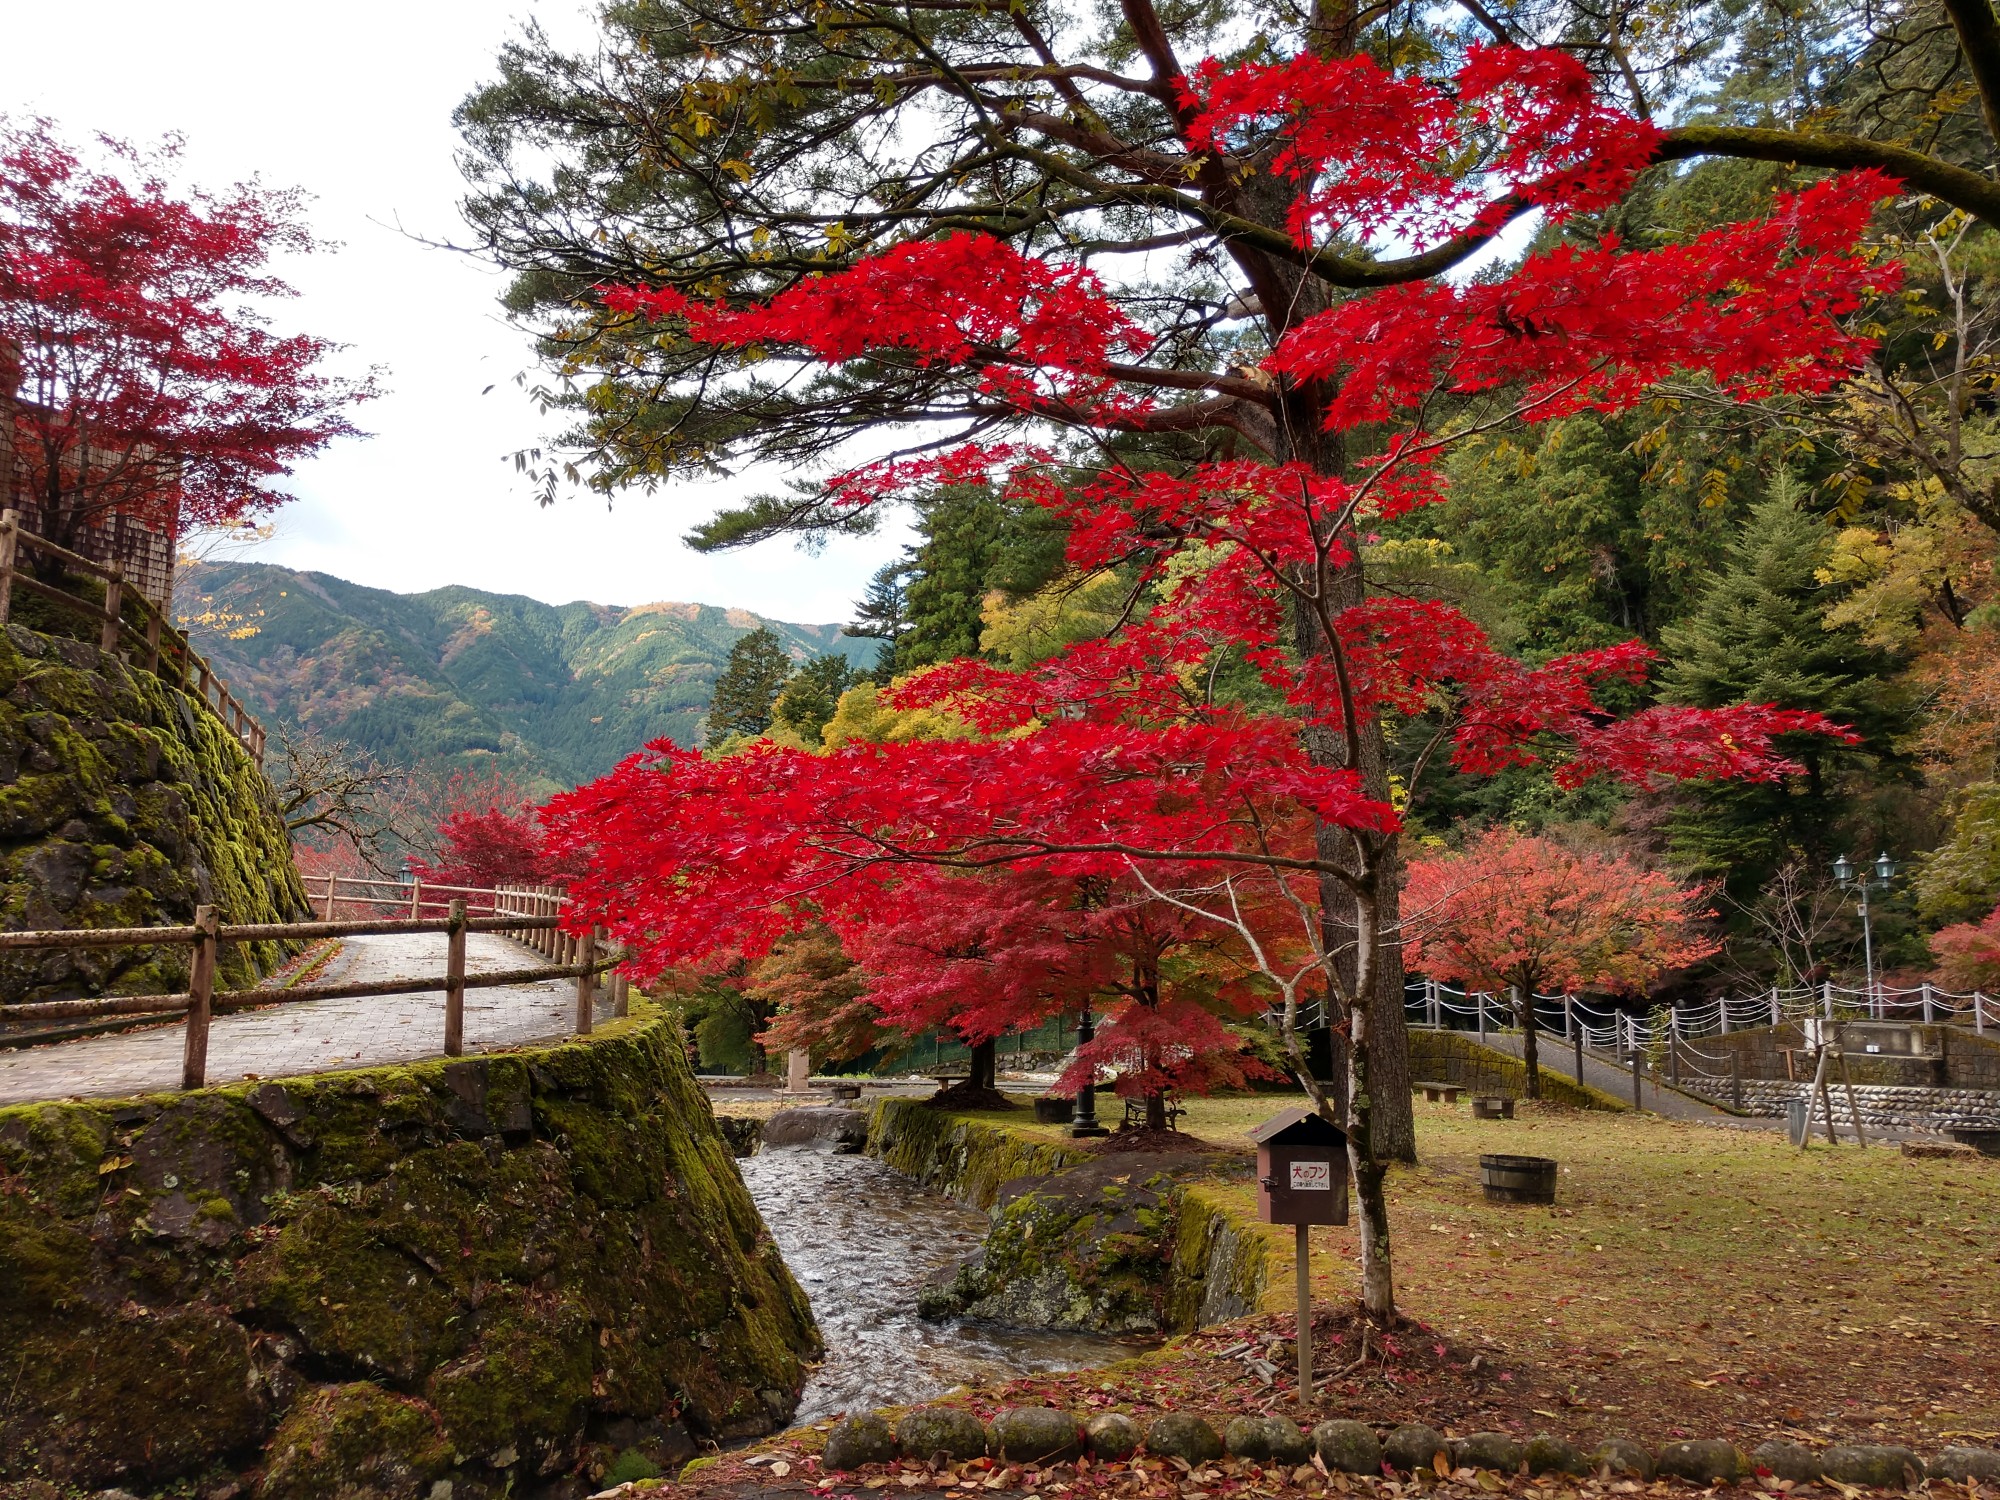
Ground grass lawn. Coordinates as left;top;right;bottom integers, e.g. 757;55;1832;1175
834;1093;2000;1447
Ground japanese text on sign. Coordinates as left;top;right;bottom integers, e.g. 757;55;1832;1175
1289;1160;1332;1191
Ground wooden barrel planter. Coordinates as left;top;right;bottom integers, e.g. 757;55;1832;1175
1033;1095;1074;1124
1480;1154;1557;1204
1471;1095;1515;1120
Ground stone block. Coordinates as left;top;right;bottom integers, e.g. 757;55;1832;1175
1822;1445;1924;1487
1657;1439;1745;1485
1524;1435;1588;1475
896;1406;989;1463
991;1408;1082;1465
1313;1420;1383;1474
1146;1414;1223;1465
824;1414;897;1471
1750;1440;1821;1482
1382;1424;1446;1472
1590;1437;1654;1479
1223;1416;1309;1466
1450;1432;1523;1473
1932;1447;2000;1483
1084;1414;1141;1462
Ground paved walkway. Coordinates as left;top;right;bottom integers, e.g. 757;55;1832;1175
0;932;606;1107
1465;1027;1745;1122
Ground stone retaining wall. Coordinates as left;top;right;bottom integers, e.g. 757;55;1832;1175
1725;1078;2000;1132
0;1004;819;1496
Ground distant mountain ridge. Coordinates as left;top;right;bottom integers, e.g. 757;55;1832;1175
182;560;876;789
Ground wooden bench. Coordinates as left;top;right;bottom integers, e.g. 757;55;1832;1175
1413;1081;1463;1104
1123;1093;1184;1130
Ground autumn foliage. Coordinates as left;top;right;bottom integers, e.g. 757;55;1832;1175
541;41;1892;1318
1401;830;1718;1095
0;119;374;548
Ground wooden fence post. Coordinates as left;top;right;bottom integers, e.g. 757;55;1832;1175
613;969;630;1019
408;877;423;920
321;873;338;921
444;899;468;1056
100;565;123;654
0;509;16;626
183;905;219;1090
575;925;599;1035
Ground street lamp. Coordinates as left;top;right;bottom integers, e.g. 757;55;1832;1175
1069;1004;1109;1138
1833;851;1897;1015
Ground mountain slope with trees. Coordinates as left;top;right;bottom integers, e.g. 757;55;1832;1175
181;560;877;789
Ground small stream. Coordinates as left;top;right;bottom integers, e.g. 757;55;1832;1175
739;1147;1150;1422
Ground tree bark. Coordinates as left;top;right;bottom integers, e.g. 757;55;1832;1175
969;1036;997;1092
1516;990;1543;1100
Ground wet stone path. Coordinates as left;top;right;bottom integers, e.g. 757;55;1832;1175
0;932;608;1106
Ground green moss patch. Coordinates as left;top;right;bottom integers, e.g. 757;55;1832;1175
0;1006;819;1492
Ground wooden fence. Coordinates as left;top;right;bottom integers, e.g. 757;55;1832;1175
0;886;628;1088
0;508;266;762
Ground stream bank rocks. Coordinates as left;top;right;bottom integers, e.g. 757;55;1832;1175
874;1094;1266;1337
813;1404;1997;1492
763;1107;868;1153
0;1007;818;1497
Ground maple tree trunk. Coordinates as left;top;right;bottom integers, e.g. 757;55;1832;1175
1145;1089;1167;1132
1292;598;1418;1166
1345;992;1397;1321
1517;992;1543;1100
969;1036;997;1092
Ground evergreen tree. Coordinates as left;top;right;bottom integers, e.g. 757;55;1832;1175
772;654;858;745
1659;474;1905;894
844;562;911;683
892;484;1068;673
705;627;794;747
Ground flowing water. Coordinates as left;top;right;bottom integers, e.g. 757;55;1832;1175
738;1146;1152;1423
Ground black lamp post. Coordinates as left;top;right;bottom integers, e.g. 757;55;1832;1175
1069;1004;1109;1137
1833;851;1896;1015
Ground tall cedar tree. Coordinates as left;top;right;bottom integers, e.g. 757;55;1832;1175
0;121;374;551
704;627;793;747
1660;478;1905;896
492;20;1887;1317
1402;830;1717;1097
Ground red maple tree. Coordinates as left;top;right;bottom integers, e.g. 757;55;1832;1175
543;44;1890;1321
0;119;375;552
1401;829;1719;1097
1930;907;2000;993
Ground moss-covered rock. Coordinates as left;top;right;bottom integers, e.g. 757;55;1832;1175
1147;1414;1222;1465
867;1099;1275;1336
1223;1416;1309;1466
1449;1432;1523;1474
0;1006;818;1492
895;1407;989;1463
0;626;308;1010
1822;1444;1924;1487
824;1414;898;1471
1656;1439;1746;1484
1313;1421;1383;1475
1084;1414;1141;1462
1383;1424;1446;1473
990;1408;1083;1466
1590;1438;1654;1479
257;1382;452;1500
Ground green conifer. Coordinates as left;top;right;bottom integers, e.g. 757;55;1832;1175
1658;472;1904;892
705;627;794;747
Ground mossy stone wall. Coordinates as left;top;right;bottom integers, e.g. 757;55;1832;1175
0;1006;819;1496
0;624;308;1005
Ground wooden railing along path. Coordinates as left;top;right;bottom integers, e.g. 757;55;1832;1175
0;508;266;762
0;881;628;1088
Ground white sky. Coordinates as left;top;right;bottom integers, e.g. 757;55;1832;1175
0;0;908;624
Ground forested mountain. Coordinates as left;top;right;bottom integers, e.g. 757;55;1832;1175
180;560;877;789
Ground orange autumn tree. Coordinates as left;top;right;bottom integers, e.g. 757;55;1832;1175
1402;830;1717;1097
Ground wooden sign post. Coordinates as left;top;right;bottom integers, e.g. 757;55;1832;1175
1248;1107;1348;1410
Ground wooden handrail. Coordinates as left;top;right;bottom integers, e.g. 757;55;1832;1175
0;510;267;764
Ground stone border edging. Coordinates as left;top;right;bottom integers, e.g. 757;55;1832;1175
804;1403;2000;1490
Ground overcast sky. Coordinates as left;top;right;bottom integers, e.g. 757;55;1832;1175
1;1;908;625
